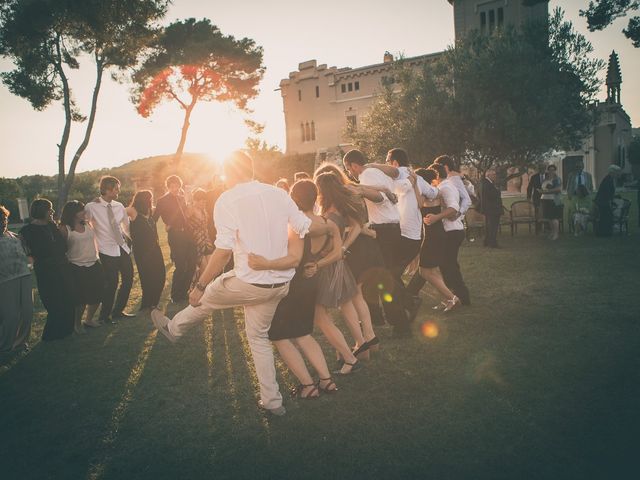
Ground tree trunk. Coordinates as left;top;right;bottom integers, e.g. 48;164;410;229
62;55;104;206
54;35;72;214
174;101;196;164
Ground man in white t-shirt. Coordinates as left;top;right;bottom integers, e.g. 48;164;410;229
428;157;471;305
343;149;411;337
152;151;329;416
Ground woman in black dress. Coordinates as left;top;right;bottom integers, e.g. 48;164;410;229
127;191;166;310
249;180;339;398
19;199;74;341
415;166;459;312
594;165;620;237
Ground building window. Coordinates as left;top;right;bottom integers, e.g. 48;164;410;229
480;12;487;32
346;115;357;132
497;7;504;27
341;84;346;93
305;122;310;142
300;123;305;142
348;82;353;92
311;121;316;141
355;81;360;91
315;85;320;98
489;10;495;31
298;90;302;101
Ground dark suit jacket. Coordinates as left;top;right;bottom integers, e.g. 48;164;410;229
566;171;594;199
595;175;615;206
480;177;503;217
527;172;545;206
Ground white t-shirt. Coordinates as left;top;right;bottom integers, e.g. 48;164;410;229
214;181;311;284
438;179;465;232
358;168;400;225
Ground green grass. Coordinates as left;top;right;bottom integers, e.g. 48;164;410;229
1;228;639;479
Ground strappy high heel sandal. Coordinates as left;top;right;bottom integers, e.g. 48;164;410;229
365;336;380;352
318;377;338;394
352;343;370;360
290;383;320;399
443;295;460;313
333;359;362;375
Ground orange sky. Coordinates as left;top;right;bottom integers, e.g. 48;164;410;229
0;0;637;178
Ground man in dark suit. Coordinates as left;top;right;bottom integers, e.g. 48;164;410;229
527;164;546;233
479;168;503;248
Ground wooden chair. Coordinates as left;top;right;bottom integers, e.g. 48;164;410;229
464;207;485;241
498;206;512;234
510;200;536;235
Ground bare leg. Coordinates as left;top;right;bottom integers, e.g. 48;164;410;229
420;267;456;301
314;304;358;372
75;305;86;334
339;299;366;350
85;303;100;323
353;286;376;343
550;219;559;240
294;335;331;380
273;339;317;397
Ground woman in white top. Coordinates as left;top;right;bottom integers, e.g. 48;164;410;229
59;201;104;332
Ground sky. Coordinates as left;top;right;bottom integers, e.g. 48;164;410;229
1;0;638;178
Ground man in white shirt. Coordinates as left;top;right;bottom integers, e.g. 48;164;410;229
152;151;329;416
85;176;135;323
343;149;411;337
427;158;471;305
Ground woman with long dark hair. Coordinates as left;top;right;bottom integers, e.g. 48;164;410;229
314;172;379;373
127;190;165;311
20;199;74;341
59;200;104;331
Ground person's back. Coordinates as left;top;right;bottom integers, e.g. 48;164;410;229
215;180;304;284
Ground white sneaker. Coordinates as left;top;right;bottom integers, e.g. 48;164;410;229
151;309;177;343
258;400;286;416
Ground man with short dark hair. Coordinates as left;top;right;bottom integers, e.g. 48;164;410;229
479;168;502;248
85;176;135;323
343;149;411;336
153;175;196;303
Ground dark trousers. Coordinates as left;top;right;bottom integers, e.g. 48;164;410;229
368;224;409;329
595;203;613;237
99;248;134;319
484;213;500;247
135;248;166;309
440;229;470;305
168;229;197;302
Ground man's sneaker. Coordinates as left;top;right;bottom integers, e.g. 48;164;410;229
258;400;286;417
151;309;177;343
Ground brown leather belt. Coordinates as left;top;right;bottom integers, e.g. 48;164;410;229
250;282;287;289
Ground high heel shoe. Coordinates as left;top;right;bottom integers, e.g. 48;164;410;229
333;359;362;375
364;336;380;352
290;383;320;399
443;295;460;313
318;377;338;394
352;343;370;360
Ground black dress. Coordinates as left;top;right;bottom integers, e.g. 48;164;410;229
130;214;166;309
268;235;327;341
419;206;446;268
19;223;74;341
595;175;615;237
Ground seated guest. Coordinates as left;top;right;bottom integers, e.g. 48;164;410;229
20;199;74;341
0;205;33;354
249;180;339;397
127;191;166;311
188;188;214;286
570;185;592;236
59;201;104;331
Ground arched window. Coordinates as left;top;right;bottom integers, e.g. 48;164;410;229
301;123;305;142
305;122;311;142
311;121;316;141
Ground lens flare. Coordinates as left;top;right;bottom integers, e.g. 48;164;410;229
421;321;439;338
382;293;393;303
377;283;384;290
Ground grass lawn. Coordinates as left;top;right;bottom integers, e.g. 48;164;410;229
1;226;639;479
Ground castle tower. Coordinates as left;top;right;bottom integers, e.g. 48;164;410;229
606;50;622;104
447;0;549;40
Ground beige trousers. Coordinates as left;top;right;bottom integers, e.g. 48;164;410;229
168;271;289;409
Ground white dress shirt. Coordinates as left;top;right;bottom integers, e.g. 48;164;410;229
392;167;426;240
448;175;472;216
85;198;130;256
359;168;400;225
438;179;465;232
214;181;311;284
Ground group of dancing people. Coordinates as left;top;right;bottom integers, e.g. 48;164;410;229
149;148;472;416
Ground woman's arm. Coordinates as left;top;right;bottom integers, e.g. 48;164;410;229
315;220;342;269
424;207;457;225
126;206;137;221
248;229;304;271
58;224;68;240
342;216;361;251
